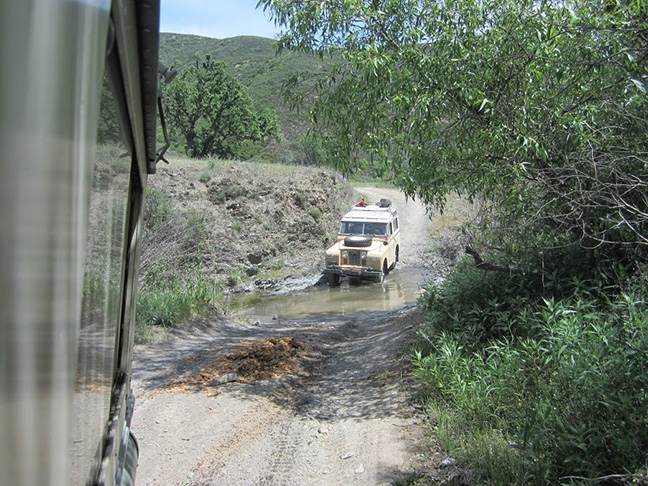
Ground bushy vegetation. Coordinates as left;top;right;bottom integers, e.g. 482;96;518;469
414;258;648;484
159;34;338;165
136;267;222;342
258;2;648;479
159;33;336;139
261;0;648;258
163;54;278;159
135;185;224;343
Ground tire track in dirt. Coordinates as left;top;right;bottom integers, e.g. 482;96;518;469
261;417;306;485
189;398;286;485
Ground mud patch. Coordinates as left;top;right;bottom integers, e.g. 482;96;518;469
156;337;308;396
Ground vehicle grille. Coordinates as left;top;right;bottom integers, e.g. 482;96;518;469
348;250;362;266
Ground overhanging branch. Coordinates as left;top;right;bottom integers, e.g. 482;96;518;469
465;246;544;276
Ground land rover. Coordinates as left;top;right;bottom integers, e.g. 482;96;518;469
324;199;401;285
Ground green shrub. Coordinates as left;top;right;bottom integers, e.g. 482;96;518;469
209;184;250;204
419;258;546;346
210;190;227;203
414;261;648;484
135;268;221;340
293;190;309;207
137;186;225;342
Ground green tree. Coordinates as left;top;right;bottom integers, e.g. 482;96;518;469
164;54;278;158
259;0;648;270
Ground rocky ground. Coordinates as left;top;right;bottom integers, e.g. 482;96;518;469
131;162;473;485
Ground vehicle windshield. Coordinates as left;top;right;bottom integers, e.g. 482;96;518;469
340;222;387;235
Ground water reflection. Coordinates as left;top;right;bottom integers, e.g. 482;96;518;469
231;266;433;319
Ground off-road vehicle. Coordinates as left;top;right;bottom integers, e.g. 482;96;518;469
324;198;401;285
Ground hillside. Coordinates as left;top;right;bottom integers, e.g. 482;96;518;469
140;156;358;296
159;33;336;143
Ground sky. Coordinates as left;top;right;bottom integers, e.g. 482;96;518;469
160;0;282;39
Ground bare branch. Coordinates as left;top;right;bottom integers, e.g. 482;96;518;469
465;246;544;276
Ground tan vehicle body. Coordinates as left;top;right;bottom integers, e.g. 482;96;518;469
324;199;401;285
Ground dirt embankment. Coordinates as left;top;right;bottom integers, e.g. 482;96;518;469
143;159;358;291
131;161;471;485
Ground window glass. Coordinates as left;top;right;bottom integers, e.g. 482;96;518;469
70;73;130;483
341;222;364;234
365;223;387;235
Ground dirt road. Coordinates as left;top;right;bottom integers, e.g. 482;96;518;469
131;188;444;485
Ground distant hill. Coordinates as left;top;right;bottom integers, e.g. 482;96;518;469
159;33;335;144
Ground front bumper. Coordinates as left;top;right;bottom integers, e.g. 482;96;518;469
323;265;383;280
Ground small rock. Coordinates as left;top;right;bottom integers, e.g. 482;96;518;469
440;457;456;468
354;464;365;474
213;373;238;385
247;253;263;265
340;452;355;460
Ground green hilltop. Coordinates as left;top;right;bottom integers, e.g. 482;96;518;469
160;33;334;143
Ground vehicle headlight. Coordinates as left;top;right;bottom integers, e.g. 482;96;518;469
361;251;367;261
342;251;348;259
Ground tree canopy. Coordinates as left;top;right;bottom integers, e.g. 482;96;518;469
259;0;648;270
164;54;278;159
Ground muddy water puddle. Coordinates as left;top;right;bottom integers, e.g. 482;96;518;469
230;266;433;319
